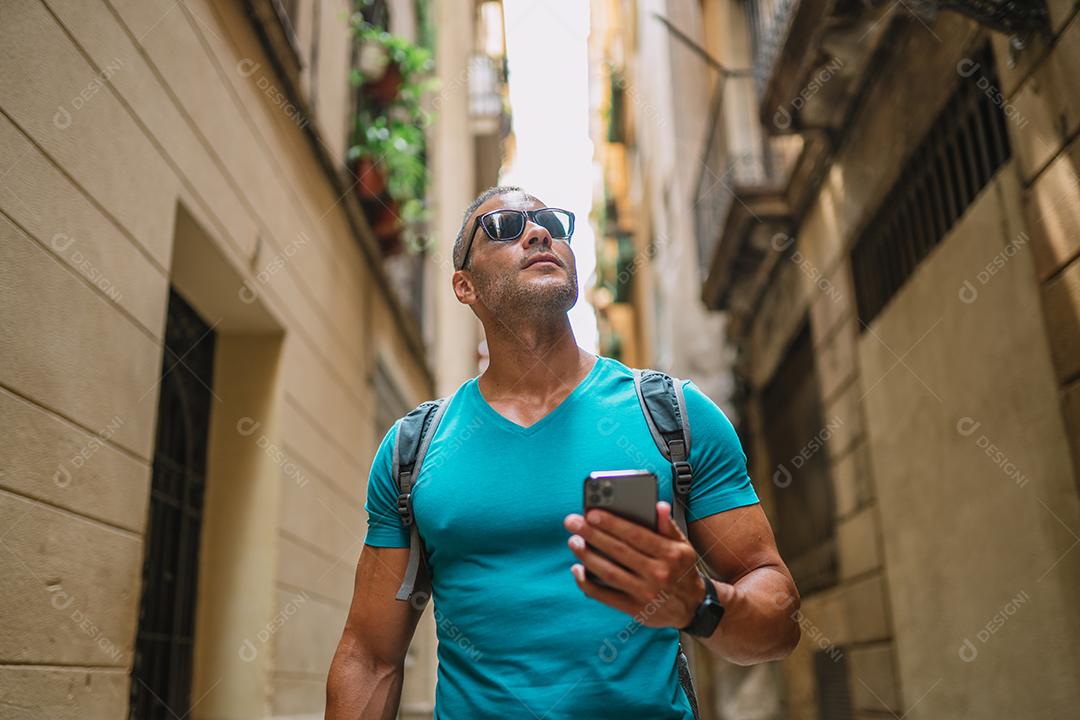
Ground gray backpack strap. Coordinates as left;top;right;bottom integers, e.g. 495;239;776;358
677;640;702;720
392;396;450;606
634;369;704;718
632;368;693;535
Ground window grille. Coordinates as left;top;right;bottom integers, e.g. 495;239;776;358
129;289;217;719
852;47;1011;328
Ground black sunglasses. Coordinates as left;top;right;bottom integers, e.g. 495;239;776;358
458;207;575;270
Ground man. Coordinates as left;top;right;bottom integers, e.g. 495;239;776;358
326;186;801;719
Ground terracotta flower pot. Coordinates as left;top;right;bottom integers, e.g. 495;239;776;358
363;61;403;105
353;156;387;199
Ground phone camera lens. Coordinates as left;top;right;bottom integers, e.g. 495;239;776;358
588;493;600;505
601;485;613;496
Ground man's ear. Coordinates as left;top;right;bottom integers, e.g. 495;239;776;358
452;269;477;305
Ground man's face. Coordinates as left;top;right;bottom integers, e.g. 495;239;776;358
456;191;578;323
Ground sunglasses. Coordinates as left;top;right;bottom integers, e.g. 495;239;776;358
458;207;575;270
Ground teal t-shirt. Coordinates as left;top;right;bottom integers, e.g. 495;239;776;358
364;354;759;719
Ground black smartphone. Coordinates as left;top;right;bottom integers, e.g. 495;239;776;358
582;470;658;590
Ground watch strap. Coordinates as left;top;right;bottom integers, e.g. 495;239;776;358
680;571;724;636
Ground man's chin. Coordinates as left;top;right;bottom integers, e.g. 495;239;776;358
474;270;577;314
509;283;578;316
539;285;579;313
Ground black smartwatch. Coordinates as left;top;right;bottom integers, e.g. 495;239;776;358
680;571;725;638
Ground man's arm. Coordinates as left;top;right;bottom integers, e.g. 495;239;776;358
325;544;425;719
686;503;801;664
564;501;800;666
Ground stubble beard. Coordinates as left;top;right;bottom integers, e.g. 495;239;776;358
473;264;579;328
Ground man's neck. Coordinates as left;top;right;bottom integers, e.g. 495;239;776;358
479;314;593;402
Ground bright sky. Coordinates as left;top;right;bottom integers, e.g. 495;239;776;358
500;0;599;353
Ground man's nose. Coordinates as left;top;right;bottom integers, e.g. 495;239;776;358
519;221;553;251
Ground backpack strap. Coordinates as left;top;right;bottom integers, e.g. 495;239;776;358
392;395;451;606
677;640;702;720
634;369;705;718
632;368;693;535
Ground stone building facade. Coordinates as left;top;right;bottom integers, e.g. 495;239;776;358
0;0;506;717
591;0;1080;718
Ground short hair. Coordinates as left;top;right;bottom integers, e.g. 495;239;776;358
453;185;541;270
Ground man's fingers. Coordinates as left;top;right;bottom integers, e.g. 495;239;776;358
568;535;650;598
585;508;672;557
571;564;650;616
570;522;657;576
657;501;687;541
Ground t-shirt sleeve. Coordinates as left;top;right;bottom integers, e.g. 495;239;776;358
681;379;760;521
363;419;411;548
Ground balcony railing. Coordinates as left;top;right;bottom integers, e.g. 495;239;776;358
469;53;507;134
695;74;802;295
745;0;799;100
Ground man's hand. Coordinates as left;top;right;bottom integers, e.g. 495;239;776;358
562;501;730;629
564;500;801;665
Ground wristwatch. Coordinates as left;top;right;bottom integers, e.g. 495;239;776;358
680;571;725;637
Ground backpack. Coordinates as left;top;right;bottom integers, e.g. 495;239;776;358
389;368;704;720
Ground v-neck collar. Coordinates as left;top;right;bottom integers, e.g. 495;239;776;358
468;354;605;436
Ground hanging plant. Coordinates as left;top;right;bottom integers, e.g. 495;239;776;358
348;17;435;105
346;11;437;255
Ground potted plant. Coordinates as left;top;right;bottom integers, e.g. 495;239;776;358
349;16;434;106
346;112;390;198
346;109;430;248
353;155;387;198
346;14;436;256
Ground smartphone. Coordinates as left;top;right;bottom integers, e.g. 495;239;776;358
582;470;658;590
